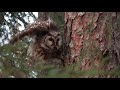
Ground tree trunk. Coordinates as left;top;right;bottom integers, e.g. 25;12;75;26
64;12;120;72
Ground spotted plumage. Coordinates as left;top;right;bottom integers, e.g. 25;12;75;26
9;19;63;66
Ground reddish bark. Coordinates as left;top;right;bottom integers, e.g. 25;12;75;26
64;12;120;70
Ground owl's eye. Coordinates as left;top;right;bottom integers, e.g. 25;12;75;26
57;38;59;42
57;33;60;36
49;38;53;41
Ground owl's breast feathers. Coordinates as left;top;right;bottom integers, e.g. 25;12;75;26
10;19;63;66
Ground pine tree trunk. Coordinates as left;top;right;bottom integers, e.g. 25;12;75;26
64;12;120;72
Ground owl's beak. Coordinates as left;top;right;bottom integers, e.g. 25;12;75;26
53;46;57;50
54;47;57;49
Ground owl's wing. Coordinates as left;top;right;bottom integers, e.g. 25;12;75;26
9;19;55;44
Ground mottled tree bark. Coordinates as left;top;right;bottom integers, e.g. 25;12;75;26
64;12;120;71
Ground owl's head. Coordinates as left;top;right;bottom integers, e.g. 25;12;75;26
41;30;62;53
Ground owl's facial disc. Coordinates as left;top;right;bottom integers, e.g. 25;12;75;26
56;36;62;49
47;38;53;46
45;37;55;50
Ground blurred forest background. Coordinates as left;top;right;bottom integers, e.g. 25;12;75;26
1;12;120;78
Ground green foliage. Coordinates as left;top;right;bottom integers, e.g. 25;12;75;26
100;55;110;68
108;67;120;77
0;41;30;78
0;41;120;78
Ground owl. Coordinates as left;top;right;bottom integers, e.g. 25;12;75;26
27;30;63;66
9;19;64;66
